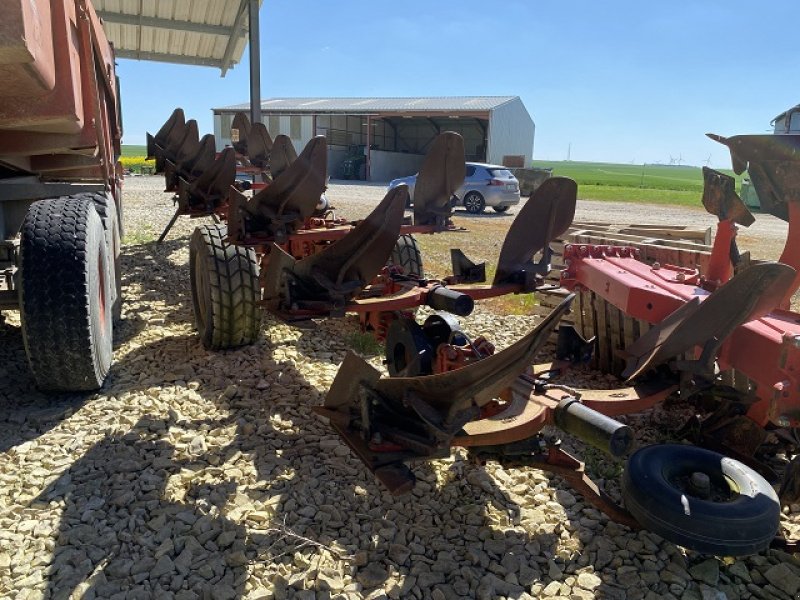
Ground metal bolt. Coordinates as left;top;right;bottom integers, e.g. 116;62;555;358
676;272;686;282
652;262;661;270
689;472;711;499
778;416;791;428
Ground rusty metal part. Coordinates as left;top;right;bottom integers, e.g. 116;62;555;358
413;132;465;226
701;167;754;226
494;177;577;285
622;262;797;381
230;112;252;155
263;185;408;311
270;134;298;180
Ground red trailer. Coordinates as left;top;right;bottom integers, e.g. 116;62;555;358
0;0;122;390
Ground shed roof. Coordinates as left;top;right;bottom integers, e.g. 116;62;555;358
215;96;519;113
95;0;263;75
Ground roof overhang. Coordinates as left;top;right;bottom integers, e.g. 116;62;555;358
95;0;263;75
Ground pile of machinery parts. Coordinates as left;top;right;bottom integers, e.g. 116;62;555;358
316;133;800;556
0;0;123;391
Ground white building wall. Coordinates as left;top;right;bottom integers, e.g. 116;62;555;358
486;98;534;166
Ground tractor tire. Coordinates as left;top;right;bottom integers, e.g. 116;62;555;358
622;444;780;556
91;191;123;321
387;234;424;278
190;224;261;350
19;197;113;391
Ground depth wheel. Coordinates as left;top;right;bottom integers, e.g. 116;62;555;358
19;197;113;391
622;444;779;556
387;234;424;278
463;192;485;214
190;224;261;350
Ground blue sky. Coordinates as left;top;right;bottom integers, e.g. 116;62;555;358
118;0;799;167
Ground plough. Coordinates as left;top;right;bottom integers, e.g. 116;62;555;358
153;103;800;555
314;134;800;556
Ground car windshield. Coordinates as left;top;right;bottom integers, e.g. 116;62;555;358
489;168;514;178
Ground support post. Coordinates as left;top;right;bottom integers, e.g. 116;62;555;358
248;0;262;125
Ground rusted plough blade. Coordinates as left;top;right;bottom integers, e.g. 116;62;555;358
228;136;327;242
230;112;273;169
413;132;465;226
147;107;185;161
230;112;252;155
708;133;800;221
315;296;574;493
493;176;577;285
270;135;299;180
263;185;409;313
623;262;797;380
701;167;754;226
175;147;236;214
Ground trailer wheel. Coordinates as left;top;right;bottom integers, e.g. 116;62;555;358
19;197;113;391
91;191;123;321
387;234;424;278
622;444;779;556
190;224;261;350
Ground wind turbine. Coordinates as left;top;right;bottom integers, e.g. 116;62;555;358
676;153;684;166
703;154;712;166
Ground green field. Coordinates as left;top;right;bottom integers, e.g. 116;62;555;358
531;160;744;207
122;144;147;156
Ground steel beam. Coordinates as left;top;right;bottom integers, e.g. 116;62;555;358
248;0;262;125
221;0;250;76
96;12;236;37
115;49;226;69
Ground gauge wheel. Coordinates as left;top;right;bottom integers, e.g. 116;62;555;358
387;234;423;278
463;192;485;214
622;444;780;556
190;224;261;350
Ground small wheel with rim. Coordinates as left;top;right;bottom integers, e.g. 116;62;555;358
463;191;485;214
622;444;780;556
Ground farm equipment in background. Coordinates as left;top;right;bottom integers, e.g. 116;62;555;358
341;144;367;180
0;0;123;391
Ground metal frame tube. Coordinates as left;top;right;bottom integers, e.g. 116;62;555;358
248;0;261;126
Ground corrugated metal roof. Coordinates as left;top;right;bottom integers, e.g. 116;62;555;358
94;0;263;75
215;96;519;113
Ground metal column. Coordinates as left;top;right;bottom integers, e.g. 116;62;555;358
248;0;262;125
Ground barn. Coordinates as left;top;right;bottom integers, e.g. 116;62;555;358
212;96;534;181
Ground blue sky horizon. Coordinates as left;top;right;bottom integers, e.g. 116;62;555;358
117;0;799;168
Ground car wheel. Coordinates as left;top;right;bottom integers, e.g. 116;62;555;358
493;206;510;213
463;192;485;214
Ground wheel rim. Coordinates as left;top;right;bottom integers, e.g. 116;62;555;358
465;194;480;211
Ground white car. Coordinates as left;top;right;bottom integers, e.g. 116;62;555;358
389;162;521;214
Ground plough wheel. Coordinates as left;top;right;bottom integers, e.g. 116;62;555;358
622;444;779;556
387;234;423;278
190;224;261;350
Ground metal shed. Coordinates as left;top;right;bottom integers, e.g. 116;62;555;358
212;96;535;181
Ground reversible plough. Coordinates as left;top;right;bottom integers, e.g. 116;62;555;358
149;108;800;555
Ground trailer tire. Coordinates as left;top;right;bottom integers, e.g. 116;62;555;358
190;224;261;350
387;234;424;278
622;444;779;556
19;197;113;391
91;191;123;321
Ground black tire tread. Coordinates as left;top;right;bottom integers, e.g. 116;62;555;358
191;224;261;350
19;197;112;391
388;234;424;278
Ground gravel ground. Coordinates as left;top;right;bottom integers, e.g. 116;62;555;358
0;176;798;600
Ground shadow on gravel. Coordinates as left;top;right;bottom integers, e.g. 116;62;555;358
0;319;90;454
35;415;250;600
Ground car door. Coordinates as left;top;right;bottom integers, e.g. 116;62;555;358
455;165;479;204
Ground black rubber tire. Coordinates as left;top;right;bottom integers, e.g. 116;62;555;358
622;444;780;556
387;234;424;278
91;191;123;321
190;224;261;350
19;197;113;391
463;191;485;214
493;206;510;213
